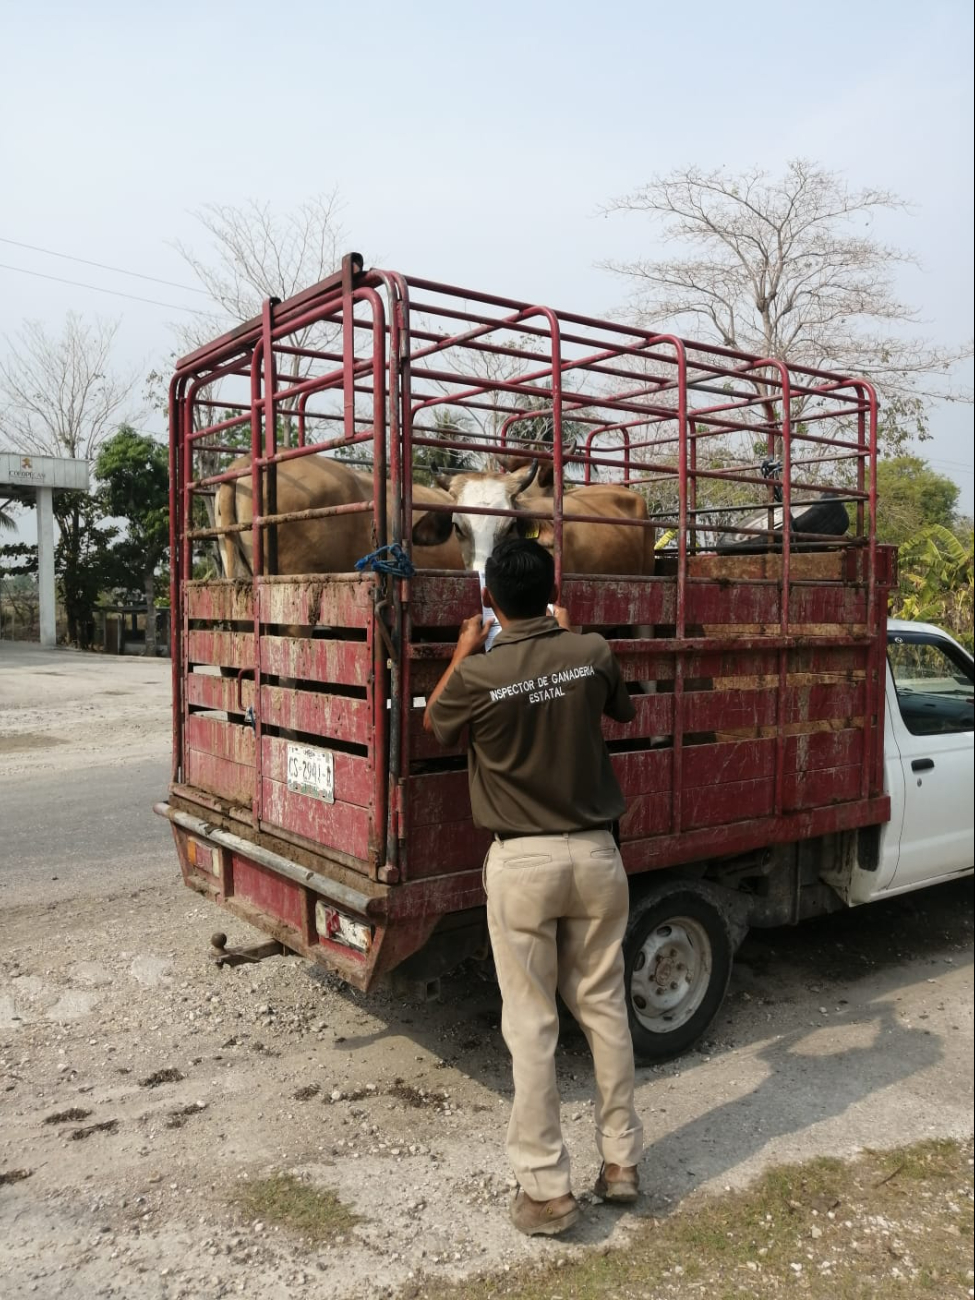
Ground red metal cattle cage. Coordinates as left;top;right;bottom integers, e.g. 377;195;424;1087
158;252;894;990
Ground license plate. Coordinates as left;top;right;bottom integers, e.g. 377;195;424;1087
286;743;334;803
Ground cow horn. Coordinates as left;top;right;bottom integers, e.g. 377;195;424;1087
511;460;539;498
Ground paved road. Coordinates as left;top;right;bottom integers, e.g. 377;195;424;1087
1;758;174;905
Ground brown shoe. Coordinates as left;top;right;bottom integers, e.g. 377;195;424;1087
594;1162;639;1203
510;1189;581;1236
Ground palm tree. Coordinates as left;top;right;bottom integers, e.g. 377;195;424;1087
0;499;18;533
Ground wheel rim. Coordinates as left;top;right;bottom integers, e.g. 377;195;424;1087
629;915;713;1034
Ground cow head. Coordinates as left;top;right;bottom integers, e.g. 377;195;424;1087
411;460;556;571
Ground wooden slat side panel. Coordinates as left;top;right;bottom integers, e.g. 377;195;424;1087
681;780;773;831
185;673;255;713
260;685;371;746
407;751;674;831
185;750;254;806
683;689;778;733
407;821;492;876
613;748;673;795
410;574;483;626
186;580;254;622
682;739;775;786
784;681;865;724
682;551;845;582
229;855;305;930
686;583;779;626
408;644;870;696
618;793;677;839
790;584;867;626
257;576;374;628
409;725;466;761
787;728;864;773
560;577;674;627
260;779;371;862
408;772;471;826
186;629;255;669
261;737;373;808
260;636;370;686
784;765;862;811
186;716;256;765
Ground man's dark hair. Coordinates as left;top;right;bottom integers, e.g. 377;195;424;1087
484;538;555;620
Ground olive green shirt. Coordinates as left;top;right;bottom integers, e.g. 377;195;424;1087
429;615;634;835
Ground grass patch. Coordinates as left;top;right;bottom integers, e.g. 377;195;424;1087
235;1172;361;1245
403;1137;973;1299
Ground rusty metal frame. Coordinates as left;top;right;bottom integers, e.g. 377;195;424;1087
164;254;889;988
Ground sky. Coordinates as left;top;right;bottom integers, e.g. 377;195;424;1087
1;0;972;547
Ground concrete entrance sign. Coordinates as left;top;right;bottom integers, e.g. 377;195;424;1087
0;452;90;647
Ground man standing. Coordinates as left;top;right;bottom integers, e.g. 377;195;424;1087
424;539;643;1236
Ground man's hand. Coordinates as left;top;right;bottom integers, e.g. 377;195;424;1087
424;615;489;734
454;614;491;661
552;605;572;630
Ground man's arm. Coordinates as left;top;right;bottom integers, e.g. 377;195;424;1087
422;614;491;734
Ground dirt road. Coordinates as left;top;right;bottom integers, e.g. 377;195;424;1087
1;643;972;1300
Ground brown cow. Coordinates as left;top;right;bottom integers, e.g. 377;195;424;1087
215;454;464;577
413;460;655;576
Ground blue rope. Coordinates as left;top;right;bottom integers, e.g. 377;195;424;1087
354;543;416;578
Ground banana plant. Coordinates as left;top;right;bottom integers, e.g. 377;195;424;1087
893;524;974;650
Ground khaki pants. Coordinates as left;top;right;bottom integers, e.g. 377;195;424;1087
485;828;644;1200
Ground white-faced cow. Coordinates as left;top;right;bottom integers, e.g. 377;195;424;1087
413;459;655;577
214;454;464;577
412;459;661;736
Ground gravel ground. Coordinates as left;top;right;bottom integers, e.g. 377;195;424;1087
1;643;972;1300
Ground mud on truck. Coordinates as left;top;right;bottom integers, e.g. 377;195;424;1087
156;253;975;1063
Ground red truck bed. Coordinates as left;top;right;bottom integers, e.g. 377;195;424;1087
158;254;892;989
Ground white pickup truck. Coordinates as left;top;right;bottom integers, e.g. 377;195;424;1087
861;618;973;899
622;618;973;1062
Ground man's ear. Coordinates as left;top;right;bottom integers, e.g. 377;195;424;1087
411;508;453;548
482;587;495;612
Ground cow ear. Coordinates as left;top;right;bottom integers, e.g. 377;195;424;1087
434;473;453;491
497;454;531;473
411;509;453;548
535;460;555;490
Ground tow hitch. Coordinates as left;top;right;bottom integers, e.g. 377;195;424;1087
209;933;287;968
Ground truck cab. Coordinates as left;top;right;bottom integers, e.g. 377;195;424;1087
867;619;974;900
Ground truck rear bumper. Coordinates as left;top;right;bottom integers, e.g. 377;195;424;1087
153;801;485;990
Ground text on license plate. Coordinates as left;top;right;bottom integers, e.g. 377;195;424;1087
286;743;335;803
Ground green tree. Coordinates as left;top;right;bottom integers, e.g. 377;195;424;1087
0;313;141;644
874;457;960;547
95;428;170;657
53;490;118;647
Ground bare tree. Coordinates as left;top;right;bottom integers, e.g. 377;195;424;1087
171;192;347;357
0;314;139;459
0;314;141;644
601;160;973;449
169;190;350;520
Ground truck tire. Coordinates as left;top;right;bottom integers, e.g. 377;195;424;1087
623;886;734;1064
